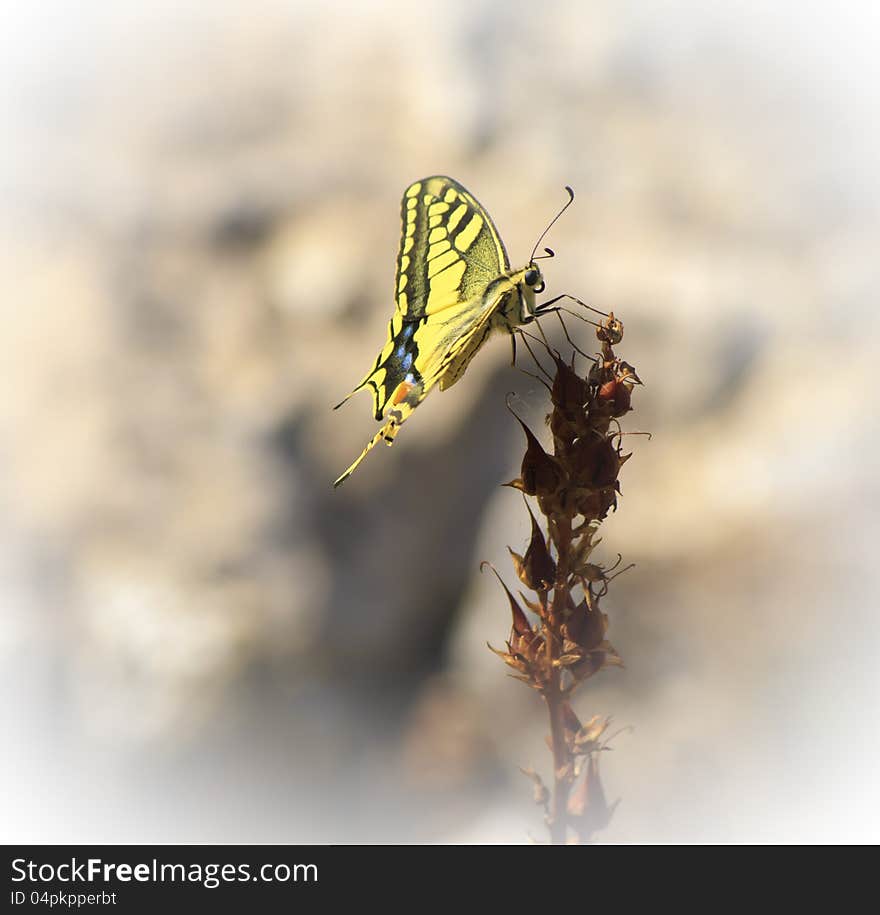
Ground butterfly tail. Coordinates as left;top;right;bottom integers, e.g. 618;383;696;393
332;379;366;411
332;387;360;411
332;418;400;488
333;372;385;420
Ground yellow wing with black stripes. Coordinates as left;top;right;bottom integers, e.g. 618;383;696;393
333;175;539;487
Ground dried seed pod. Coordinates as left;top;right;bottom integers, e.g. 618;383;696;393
567;756;619;844
563;597;608;653
481;562;533;639
520;500;556;591
550;351;591;413
596;313;624;346
507;405;565;496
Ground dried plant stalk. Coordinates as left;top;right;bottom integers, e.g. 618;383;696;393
488;312;641;844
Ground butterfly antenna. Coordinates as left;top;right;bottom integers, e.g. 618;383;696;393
529;186;575;264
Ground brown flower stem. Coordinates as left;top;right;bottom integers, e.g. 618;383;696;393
545;670;570;844
490;312;635;843
546;515;573;844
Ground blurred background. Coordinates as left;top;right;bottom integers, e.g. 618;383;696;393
2;0;879;843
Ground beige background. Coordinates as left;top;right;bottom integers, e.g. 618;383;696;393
2;0;878;842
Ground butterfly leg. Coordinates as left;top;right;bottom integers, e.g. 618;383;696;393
534;293;608;319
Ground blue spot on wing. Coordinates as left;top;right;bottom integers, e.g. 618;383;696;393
402;352;413;370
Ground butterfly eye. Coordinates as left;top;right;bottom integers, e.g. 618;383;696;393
525;268;540;286
534;280;545;294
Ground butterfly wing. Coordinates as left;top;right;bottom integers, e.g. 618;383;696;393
394;175;510;321
336;176;509;420
331;284;511;488
333;176;514;487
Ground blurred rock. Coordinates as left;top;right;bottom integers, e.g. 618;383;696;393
1;0;878;842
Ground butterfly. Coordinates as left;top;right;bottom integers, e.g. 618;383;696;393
333;175;572;487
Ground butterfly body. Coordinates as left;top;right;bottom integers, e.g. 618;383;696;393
333;176;545;487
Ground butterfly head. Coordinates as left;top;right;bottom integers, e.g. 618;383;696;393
524;264;545;295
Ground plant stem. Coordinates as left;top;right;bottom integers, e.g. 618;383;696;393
545;670;570;844
546;515;573;845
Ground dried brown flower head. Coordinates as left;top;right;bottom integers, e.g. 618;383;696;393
487;311;641;844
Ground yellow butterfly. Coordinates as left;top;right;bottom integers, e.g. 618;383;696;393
333;175;571;487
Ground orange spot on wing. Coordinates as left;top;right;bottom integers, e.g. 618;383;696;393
392;381;414;405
